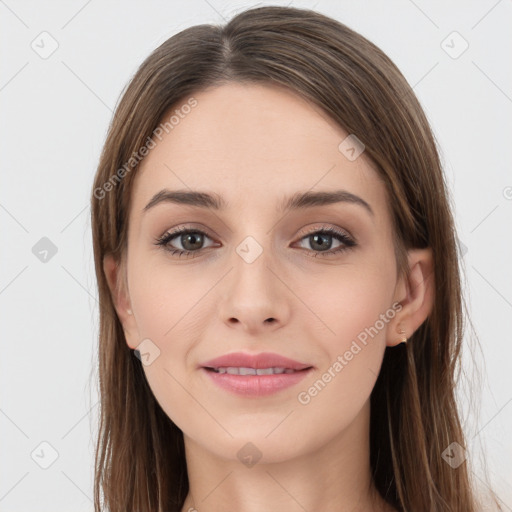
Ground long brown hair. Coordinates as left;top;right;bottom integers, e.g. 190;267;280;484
90;6;500;511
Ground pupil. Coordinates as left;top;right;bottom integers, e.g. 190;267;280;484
311;233;332;251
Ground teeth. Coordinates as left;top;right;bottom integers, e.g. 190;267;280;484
235;367;256;375
256;368;277;375
213;367;295;375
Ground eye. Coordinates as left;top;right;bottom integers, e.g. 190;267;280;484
154;224;357;259
154;227;216;258
294;226;356;257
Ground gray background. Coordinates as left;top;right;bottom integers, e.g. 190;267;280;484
1;0;511;510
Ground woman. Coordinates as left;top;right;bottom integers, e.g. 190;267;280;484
90;5;501;511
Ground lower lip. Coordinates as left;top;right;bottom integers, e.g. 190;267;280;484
201;367;313;397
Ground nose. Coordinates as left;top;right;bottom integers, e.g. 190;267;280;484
218;245;291;335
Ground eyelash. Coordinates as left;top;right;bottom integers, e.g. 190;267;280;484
154;225;356;259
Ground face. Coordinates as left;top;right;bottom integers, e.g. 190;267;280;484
111;82;407;463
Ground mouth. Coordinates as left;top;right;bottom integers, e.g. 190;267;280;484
199;352;314;396
201;365;314;396
204;366;312;375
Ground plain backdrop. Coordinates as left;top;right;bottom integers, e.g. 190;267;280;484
1;0;511;510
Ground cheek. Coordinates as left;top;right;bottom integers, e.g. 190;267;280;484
129;262;210;339
296;262;396;398
303;262;396;346
126;263;220;423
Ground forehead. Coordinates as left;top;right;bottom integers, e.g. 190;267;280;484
132;82;387;218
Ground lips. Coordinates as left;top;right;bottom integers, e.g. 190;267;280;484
200;351;313;372
200;352;314;397
198;352;313;398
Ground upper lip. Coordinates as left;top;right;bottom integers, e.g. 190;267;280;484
200;352;313;371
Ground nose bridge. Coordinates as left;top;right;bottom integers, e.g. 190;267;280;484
228;203;275;275
230;232;275;297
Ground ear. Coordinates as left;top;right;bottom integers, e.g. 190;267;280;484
386;248;435;347
103;253;139;349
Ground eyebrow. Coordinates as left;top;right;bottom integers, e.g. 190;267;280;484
143;188;374;217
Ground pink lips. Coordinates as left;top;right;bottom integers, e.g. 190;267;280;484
201;351;312;371
200;351;313;397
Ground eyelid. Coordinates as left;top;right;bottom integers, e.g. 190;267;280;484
163;223;218;240
299;223;354;239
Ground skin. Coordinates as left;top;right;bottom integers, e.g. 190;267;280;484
104;82;434;512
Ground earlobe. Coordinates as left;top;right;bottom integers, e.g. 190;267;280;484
387;248;435;347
